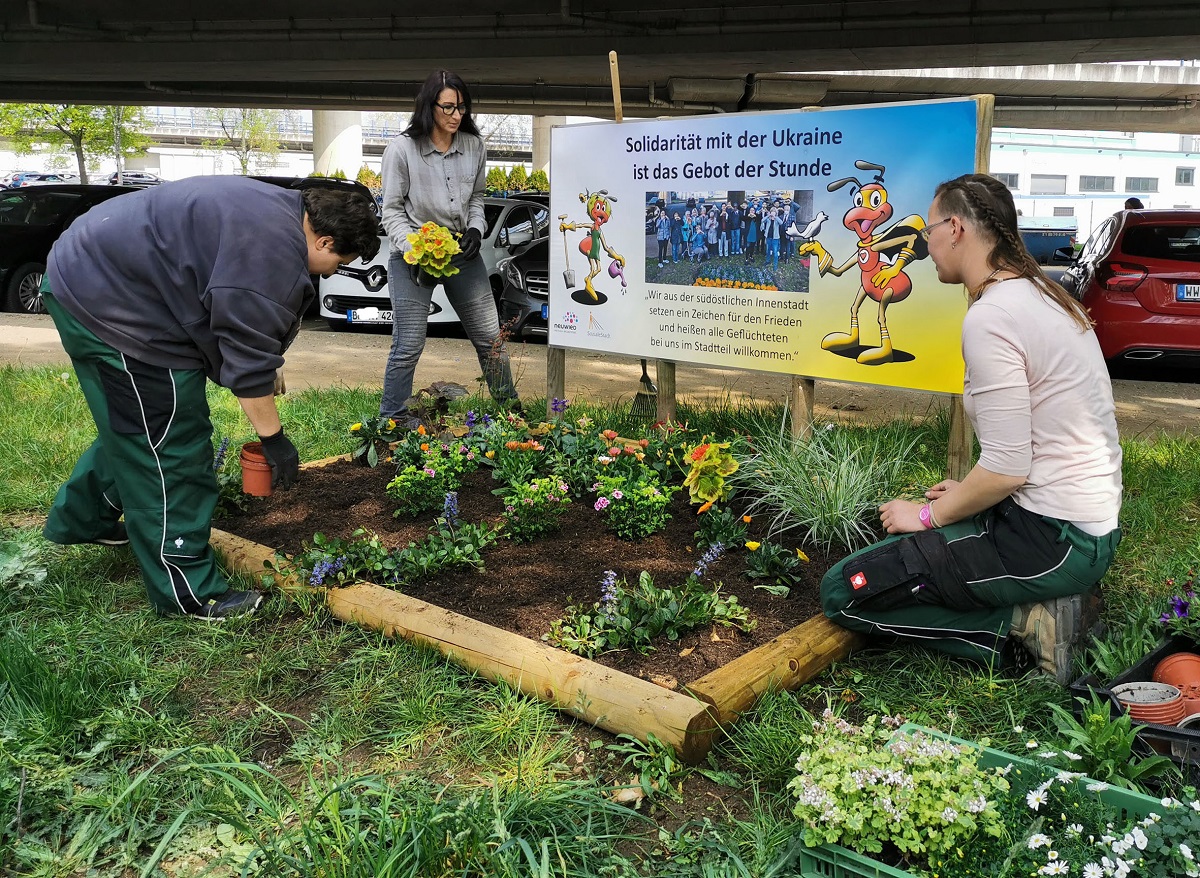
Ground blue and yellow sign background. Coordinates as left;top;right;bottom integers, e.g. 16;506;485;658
549;97;980;395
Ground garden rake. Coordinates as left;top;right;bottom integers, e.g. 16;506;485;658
631;359;657;420
559;214;575;289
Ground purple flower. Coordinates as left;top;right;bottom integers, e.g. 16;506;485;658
213;436;230;471
309;555;346;586
692;542;726;580
594;497;610;511
599;569;618;619
611;489;624;500
423;467;437;477
551;397;569;414
465;410;477;429
442;491;459;528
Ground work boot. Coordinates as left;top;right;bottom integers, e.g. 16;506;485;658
178;589;265;622
1009;595;1087;685
87;522;130;547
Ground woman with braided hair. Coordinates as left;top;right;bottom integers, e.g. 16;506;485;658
820;173;1122;684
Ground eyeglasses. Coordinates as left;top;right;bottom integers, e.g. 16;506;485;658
920;217;952;241
435;103;468;116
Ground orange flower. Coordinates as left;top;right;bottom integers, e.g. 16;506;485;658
419;442;429;451
742;515;752;524
601;429;618;441
416;424;427;436
697;500;714;514
690;443;711;462
505;440;519;450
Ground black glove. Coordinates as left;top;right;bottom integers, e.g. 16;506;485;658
459;227;482;260
258;429;300;490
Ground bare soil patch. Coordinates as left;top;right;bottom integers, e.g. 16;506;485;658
218;458;828;687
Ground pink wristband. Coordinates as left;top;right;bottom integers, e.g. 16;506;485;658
919;503;934;529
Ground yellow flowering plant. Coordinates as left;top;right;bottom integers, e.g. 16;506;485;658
404;221;462;283
349;415;402;467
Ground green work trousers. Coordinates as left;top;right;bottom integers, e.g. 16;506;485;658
821;497;1121;666
43;291;228;614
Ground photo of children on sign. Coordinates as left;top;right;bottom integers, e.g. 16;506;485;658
549;97;981;394
644;190;814;296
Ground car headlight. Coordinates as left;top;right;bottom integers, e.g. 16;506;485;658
504;259;524;291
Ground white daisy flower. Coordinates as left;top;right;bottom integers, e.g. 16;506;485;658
1180;843;1193;860
1026;790;1048;811
1087;782;1110;792
1082;865;1103;878
1028;833;1052;849
1067;823;1083;835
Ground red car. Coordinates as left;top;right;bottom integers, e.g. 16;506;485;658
1060;210;1200;367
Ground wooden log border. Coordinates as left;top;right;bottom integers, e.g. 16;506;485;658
209;456;863;763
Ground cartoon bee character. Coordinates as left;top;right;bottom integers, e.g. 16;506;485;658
798;160;928;365
558;189;627;301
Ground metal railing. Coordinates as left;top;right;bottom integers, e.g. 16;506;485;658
139;108;533;150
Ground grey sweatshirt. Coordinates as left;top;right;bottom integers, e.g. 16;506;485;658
47;176;313;398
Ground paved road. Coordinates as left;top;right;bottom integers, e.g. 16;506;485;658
2;311;1197;436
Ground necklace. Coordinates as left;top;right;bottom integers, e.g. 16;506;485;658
972;267;1003;297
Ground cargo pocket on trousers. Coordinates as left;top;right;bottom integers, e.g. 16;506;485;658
97;359;175;444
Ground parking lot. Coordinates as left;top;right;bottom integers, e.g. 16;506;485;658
3;310;1197;437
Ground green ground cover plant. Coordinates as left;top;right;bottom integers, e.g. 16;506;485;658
1;366;1198;877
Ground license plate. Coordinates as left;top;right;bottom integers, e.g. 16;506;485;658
540;303;549;319
1177;284;1200;302
346;308;392;323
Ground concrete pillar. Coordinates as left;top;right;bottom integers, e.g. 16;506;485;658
313;110;363;178
532;115;564;174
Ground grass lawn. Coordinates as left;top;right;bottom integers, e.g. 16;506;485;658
1;363;1197;877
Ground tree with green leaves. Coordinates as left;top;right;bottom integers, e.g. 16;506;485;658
203;108;290;175
506;164;528;192
485;165;509;194
0;103;150;183
527;169;549;192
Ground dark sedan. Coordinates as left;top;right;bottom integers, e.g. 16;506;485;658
498;236;549;340
0;184;141;313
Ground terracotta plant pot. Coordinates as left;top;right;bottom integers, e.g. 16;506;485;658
239;441;273;497
1152;651;1200;714
1113;680;1186;727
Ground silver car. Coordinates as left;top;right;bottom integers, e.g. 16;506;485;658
318;196;550;329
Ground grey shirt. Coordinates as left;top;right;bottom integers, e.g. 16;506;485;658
380;131;487;253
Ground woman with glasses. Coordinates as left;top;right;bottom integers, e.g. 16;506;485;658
820;173;1122;684
379;69;521;427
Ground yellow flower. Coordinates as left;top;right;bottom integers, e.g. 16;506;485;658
485;449;495;459
796;549;809;562
746;541;761;551
386;419;396;430
350;422;362;432
742;515;752;523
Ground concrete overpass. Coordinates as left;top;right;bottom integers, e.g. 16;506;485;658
2;2;1200;131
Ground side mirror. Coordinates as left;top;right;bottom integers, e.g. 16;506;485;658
1052;246;1075;263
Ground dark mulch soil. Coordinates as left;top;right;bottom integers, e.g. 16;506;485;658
218;458;829;687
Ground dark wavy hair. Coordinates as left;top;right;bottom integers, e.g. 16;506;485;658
301;188;381;261
934;173;1092;330
403;69;481;140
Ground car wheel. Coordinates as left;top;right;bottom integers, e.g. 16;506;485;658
5;262;47;314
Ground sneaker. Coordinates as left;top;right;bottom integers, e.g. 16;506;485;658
87;522;129;547
187;589;264;621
